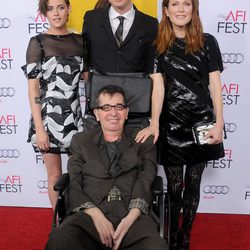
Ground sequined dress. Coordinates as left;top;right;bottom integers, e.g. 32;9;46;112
22;33;84;153
155;33;225;166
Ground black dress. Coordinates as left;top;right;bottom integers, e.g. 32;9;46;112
155;33;225;166
22;33;84;153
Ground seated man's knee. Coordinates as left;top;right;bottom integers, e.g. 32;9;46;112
45;227;75;250
140;237;168;250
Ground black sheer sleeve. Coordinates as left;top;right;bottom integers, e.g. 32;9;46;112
26;36;43;64
21;36;43;79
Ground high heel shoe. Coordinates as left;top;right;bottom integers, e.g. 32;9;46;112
169;230;181;250
179;231;191;250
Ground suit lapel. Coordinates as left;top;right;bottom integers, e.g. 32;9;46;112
116;132;133;160
93;130;110;170
101;8;119;47
92;129;134;175
121;9;142;47
100;7;143;48
108;132;133;177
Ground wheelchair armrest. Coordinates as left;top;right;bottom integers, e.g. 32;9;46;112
151;175;165;239
54;173;70;192
52;173;69;229
152;175;163;196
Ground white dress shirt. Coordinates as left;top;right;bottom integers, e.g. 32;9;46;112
109;5;135;41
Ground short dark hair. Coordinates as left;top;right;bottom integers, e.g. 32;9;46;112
95;85;127;106
38;0;70;16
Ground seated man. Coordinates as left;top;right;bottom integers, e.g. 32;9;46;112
45;85;167;250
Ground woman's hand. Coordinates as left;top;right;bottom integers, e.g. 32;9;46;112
82;71;89;81
208;71;224;145
204;123;224;144
36;130;50;152
135;121;159;144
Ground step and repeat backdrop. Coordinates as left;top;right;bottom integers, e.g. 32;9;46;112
0;0;249;214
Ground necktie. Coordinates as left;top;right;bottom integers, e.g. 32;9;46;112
115;16;125;46
106;140;121;176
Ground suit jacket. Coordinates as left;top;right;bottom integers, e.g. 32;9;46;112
65;127;157;215
82;6;158;73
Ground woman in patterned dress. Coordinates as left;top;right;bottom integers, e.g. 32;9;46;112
22;0;84;209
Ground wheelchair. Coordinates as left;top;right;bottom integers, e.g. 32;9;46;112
52;81;171;244
52;172;170;243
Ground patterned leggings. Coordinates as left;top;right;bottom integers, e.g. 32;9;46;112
164;162;206;234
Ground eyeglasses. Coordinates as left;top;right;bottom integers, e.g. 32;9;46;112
97;103;127;112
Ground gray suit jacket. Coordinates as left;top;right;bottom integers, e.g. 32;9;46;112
65;127;157;215
82;6;158;73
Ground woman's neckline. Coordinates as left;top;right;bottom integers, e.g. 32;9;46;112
43;32;72;38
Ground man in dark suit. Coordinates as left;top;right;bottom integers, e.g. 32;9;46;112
45;85;167;250
83;0;158;73
82;0;165;142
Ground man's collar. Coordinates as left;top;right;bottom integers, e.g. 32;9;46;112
109;4;135;20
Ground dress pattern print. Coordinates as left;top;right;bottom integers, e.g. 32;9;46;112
22;33;84;153
155;33;225;166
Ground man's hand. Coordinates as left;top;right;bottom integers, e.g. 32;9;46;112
112;208;141;250
84;207;114;248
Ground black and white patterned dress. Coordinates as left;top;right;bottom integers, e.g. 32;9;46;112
22;33;84;153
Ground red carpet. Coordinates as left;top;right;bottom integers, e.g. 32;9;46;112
0;206;249;250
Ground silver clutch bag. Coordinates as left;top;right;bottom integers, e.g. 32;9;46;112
192;122;226;145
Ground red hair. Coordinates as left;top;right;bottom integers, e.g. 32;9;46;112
156;0;204;55
94;0;111;9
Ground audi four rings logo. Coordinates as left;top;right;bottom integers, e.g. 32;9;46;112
0;18;11;29
0;149;20;158
221;53;244;64
224;123;237;133
203;185;229;194
37;180;48;189
0;87;15;97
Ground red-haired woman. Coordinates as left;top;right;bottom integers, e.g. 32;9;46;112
144;0;225;249
94;0;110;9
